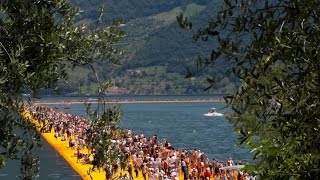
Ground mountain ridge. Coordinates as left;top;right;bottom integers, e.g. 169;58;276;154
56;0;236;96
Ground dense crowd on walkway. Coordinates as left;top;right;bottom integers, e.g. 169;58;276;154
25;105;255;180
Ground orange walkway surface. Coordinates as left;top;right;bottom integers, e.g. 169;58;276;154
24;112;184;180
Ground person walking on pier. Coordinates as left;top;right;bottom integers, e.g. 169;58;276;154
142;164;148;180
181;158;188;180
127;164;133;180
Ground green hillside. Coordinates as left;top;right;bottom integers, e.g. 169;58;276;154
55;0;235;96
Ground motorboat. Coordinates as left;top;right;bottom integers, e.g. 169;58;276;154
204;108;223;116
64;103;71;109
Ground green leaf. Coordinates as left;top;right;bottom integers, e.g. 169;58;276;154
240;127;247;136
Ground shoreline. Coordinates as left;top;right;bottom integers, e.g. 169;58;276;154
33;99;225;105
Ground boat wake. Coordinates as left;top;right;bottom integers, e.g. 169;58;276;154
204;112;224;117
204;107;224;116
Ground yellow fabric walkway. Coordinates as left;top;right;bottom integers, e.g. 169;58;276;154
24;112;184;180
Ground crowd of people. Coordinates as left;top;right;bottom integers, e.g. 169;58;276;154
25;105;255;180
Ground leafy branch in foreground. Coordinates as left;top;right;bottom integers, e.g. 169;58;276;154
0;0;125;179
84;79;128;179
178;0;320;179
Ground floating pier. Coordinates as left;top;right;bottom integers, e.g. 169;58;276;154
23;104;238;180
23;112;144;180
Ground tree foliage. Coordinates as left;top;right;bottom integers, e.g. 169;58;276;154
178;0;320;178
0;0;125;179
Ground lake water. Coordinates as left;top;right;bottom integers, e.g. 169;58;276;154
0;95;252;179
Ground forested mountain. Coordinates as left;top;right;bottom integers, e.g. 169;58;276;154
56;0;236;96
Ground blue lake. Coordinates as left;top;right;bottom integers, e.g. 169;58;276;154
0;96;252;179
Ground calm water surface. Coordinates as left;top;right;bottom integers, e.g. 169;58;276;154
0;96;252;179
